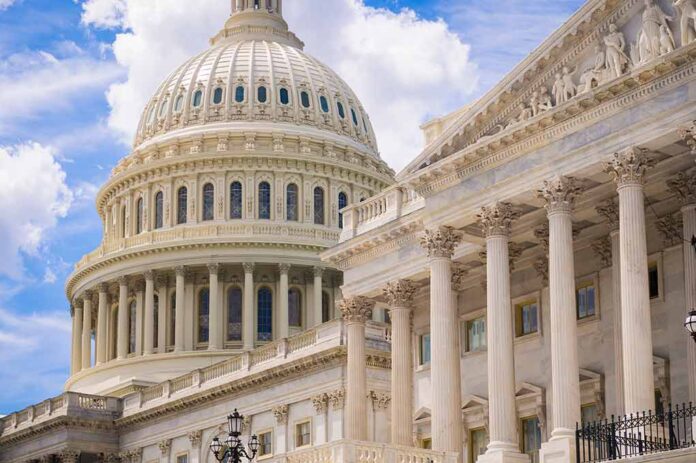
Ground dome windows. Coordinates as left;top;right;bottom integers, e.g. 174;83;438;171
319;95;330;113
202;183;215;221
300;91;311;109
146;105;157;125
351;108;359;127
158;99;169;118
337;102;346;119
234;85;245;103
257;86;268;103
174;94;184;113
192;90;203;108
212;87;224;105
230;182;243;219
258;182;271;220
279;87;290;105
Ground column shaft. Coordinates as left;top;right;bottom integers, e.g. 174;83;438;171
81;296;92;370
157;280;168;353
314;268;324;326
279;265;290;338
209;264;222;350
175;268;186;352
72;306;83;374
243;263;254;350
117;278;129;359
96;286;108;365
683;205;696;402
611;230;625;415
391;306;413;445
144;273;155;355
135;287;144;355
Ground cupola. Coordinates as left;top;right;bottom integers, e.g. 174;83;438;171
211;0;303;48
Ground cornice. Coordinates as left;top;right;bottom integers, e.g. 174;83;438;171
0;416;117;448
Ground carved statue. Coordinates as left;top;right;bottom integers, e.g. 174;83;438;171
552;72;565;105
517;103;533;123
561;66;577;102
660;24;676;53
538;87;553;112
674;0;696;45
637;0;675;63
580;44;607;93
604;24;629;78
529;91;540;117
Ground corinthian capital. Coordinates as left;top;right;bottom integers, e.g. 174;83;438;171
451;264;469;292
595;199;620;231
678;121;696;155
420;226;462;258
667;171;696;205
477;202;520;237
383;280;417;307
537;176;582;213
339;296;375;323
603;147;655;187
272;404;289;424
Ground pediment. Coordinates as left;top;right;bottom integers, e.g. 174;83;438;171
413;406;431;422
516;382;544;398
462;394;489;410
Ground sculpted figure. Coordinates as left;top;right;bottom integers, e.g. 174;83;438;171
638;0;675;63
604;24;629;78
674;0;696;45
580;44;607;93
660;24;676;53
538;87;553;112
517;103;533;123
552;72;565;105
529;91;540;117
562;66;577;102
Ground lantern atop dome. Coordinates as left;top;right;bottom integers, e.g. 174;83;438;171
211;0;303;48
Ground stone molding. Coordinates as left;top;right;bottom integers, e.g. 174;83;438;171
311;393;329;414
143;270;154;281
603;147;655;187
655;213;684;247
207;263;219;275
451;265;469;292
383;280;417;307
278;263;291;274
420;226;462;258
313;266;324;278
272;405;288;424
158;439;172;456
595;199;620;231
369;391;391;410
339;296;375;324
243;262;255;274
477;202;520;238
537;176;582;214
58;449;80;463
328;388;345;410
188;430;202;448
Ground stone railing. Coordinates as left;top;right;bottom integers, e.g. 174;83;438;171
280;440;458;463
339;186;424;242
0;392;121;438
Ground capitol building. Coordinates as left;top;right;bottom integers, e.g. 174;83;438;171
3;0;696;463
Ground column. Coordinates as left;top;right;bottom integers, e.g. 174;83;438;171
667;171;696;402
279;264;290;338
539;178;582;463
243;263;255;350
72;305;83;374
477;203;528;463
144;271;155;355
605;147;656;414
208;264;222;350
340;296;375;441
135;282;144;356
117;276;129;359
81;293;93;370
313;267;324;326
96;283;109;365
175;266;186;352
157;276;168;353
383;279;417;446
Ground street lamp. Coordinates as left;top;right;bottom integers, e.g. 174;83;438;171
210;410;259;463
685;310;696;343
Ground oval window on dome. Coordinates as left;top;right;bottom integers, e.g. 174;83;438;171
158;99;168;118
174;94;184;112
235;85;245;103
192;90;203;108
300;91;311;108
351;108;359;126
257;86;268;103
279;88;290;105
337;102;346;119
320;95;329;113
213;87;224;105
147;104;157;124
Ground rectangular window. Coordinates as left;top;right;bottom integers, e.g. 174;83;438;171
295;421;311;448
420;438;432;449
576;283;596;320
521;417;542;463
581;404;599;424
258;431;273;457
515;301;538;337
648;263;659;299
469;428;489;463
419;333;431;366
465;317;486;352
176;455;188;463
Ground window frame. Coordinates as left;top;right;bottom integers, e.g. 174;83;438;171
461;308;487;356
279;87;291;106
575;272;601;326
225;285;243;345
337;191;348;229
294;418;312;449
511;291;542;342
229;181;243;219
313;186;325;225
299;90;312;109
177;186;188;225
258;181;272;220
256;429;274;459
192;89;203;108
286;183;299;221
212;87;224;105
196;287;210;347
256;286;274;343
468;427;489;463
288;286;303;329
136;196;144;234
519;415;542;463
647;252;664;302
417;332;431;368
154;191;164;229
257;85;268;104
514;299;540;339
128;299;137;355
202;182;215;222
175;453;189;463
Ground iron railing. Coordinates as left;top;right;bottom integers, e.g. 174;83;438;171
576;403;696;462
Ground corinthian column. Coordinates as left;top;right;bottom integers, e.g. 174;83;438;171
81;292;92;370
340;296;375;441
208;264;222;350
174;267;186;352
604;147;656;414
313;267;324;326
420;226;463;459
383;279;417;446
243;263;255;350
667;171;696;402
72;304;83;374
279;264;290;338
538;178;582;463
117;276;129;359
477;203;528;463
144;271;155;355
96;283;109;365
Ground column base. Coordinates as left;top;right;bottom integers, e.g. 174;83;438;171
539;435;575;463
477;444;530;463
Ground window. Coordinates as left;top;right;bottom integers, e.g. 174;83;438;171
158;99;168;118
655;389;665;416
154;191;164;229
313;187;325;225
649;263;659;299
153;294;159;349
289;288;302;328
174;94;184;112
202;183;214;221
319;95;329;113
576;283;596;320
322;291;331;323
147;105;156;125
581;404;600;424
465;316;486;353
515;301;539;337
213;87;223;105
420;438;432;449
279;87;290;105
129;300;136;354
337;102;346;119
338;192;347;229
227;287;242;342
351;108;359;126
177;187;188;224
136;197;144;234
258;182;271;220
257;86;268;103
121;205;126;237
300;91;311;108
286;183;299;221
295;421;311;448
258;431;273;457
469;428;488;463
419;333;431;366
521;417;542;463
258;287;273;341
235;85;245;103
169;292;176;346
192;90;203;108
230;182;243;219
176;455;188;463
198;288;210;344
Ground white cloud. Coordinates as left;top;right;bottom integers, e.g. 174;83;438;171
0;143;73;279
81;0;477;170
0;0;15;11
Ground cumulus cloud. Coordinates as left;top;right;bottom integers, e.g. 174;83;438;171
0;0;15;11
0;143;73;279
81;0;477;170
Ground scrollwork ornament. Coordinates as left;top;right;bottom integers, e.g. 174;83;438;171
272;404;288;424
537;176;582;214
339;296;375;323
603;147;655;187
419;226;462;258
477;202;520;238
383;279;417;307
595;199;620;231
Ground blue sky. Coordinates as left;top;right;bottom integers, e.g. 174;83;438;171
0;0;583;414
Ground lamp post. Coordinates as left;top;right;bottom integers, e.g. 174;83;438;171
685;310;696;343
210;410;259;463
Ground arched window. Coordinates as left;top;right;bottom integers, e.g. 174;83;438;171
147;105;156;125
338;192;348;229
177;187;187;224
279;87;290;105
257;287;273;341
227;287;243;342
337;102;346;119
351;108;359;126
322;291;331;323
289;288;302;328
230;181;243;219
154;191;164;229
313;187;325;225
320;95;330;113
257;86;268;103
169;292;176;347
286;183;298;221
192;90;203;108
158;99;168;118
198;288;210;344
153;294;159;349
174;94;184;112
235;85;245;103
129;301;136;354
300;91;311;108
202;183;214;221
258;181;271;220
213;87;224;105
121;205;126;237
136;197;144;234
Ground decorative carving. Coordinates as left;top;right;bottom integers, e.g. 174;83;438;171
552;66;577;105
244;133;256;151
383;279;417;307
272;404;288;424
175;266;187;278
273;133;285;152
533;257;549;285
143;270;154;281
479;241;523;270
188;430;202;448
537;176;582;213
243;262;255;274
655;213;684;246
478;202;520;237
420;226;462;258
534;224;550;254
369;391;391;409
207;263;220;275
604;24;629;79
311;393;329;414
328;388;345;410
313;266;324;278
591;237;613;267
118;275;129;286
636;0;675;65
158;439;172;456
603;147;655;186
339;296;375;323
667;171;696;204
451;265;469;292
279;263;291;274
677;121;696;155
58;450;80;463
595;199;620;231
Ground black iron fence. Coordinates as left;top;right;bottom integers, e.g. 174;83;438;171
575;403;696;462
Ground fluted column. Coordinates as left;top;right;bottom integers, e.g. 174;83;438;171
340;296;374;441
157;276;168;353
420;226;463;459
117;276;129;359
243;263;255;350
175;267;186;352
144;271;155;355
538;178;582;463
81;293;92;370
313;267;324;326
96;283;108;365
477;203;527;463
383;280;417;446
72;305;83;374
135;282;144;355
208;264;222;350
279;264;290;338
667;171;696;402
605;147;656;414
